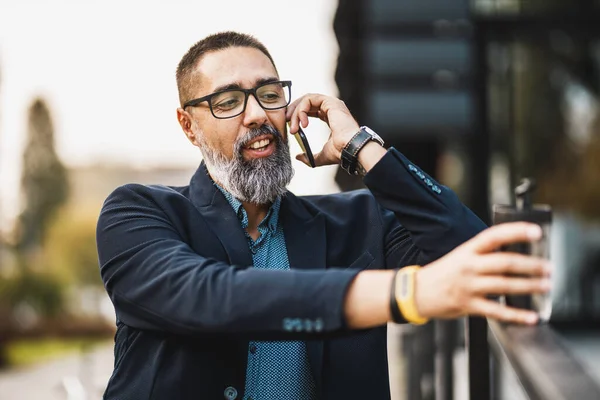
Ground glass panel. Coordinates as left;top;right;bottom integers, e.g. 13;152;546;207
367;0;469;25
367;90;473;134
367;39;472;78
486;33;600;322
472;0;600;16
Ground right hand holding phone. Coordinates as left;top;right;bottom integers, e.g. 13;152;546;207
286;94;360;167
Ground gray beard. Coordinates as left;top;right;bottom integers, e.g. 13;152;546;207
196;124;294;204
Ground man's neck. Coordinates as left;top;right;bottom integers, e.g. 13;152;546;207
211;176;272;240
242;201;270;241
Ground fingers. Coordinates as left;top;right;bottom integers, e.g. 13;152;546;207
469;298;539;325
477;253;551;276
286;94;326;134
286;94;348;134
471;276;551;295
467;222;543;254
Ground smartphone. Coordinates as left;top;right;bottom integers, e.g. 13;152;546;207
290;124;316;168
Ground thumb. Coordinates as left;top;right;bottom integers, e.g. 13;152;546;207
295;153;311;167
312;150;330;167
313;140;340;166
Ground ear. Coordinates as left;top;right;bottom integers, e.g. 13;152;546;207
177;108;198;145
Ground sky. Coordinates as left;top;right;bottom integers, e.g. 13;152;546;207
0;0;342;229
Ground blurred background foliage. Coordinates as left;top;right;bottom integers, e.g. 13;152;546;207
0;96;110;369
43;207;103;288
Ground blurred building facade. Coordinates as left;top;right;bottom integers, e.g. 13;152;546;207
333;0;600;398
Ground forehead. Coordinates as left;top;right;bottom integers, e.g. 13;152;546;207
194;47;278;93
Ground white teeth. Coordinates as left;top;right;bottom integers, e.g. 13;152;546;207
249;139;270;149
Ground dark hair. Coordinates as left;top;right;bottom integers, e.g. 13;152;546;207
176;31;277;107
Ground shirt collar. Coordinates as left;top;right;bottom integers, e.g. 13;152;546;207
215;183;280;232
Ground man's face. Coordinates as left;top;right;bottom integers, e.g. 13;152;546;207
177;46;294;204
183;46;288;159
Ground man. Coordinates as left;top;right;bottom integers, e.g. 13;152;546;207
96;32;551;400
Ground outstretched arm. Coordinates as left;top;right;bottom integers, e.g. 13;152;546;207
343;222;550;328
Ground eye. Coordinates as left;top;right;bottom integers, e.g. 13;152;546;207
214;98;241;110
259;92;281;103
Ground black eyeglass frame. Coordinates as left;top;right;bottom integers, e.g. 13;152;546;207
182;80;292;119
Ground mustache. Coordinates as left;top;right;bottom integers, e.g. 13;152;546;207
234;125;284;154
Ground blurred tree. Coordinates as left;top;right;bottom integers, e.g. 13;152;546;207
2;271;64;317
15;98;69;258
0;52;7;369
44;207;102;287
0;99;70;368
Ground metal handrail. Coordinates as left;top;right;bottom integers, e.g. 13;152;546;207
487;319;600;400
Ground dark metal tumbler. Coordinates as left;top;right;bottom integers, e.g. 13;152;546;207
492;179;552;323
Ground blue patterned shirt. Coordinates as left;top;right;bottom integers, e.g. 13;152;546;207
217;186;317;400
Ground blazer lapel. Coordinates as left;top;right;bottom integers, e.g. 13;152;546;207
280;193;326;393
187;163;253;381
189;166;327;392
188;162;253;268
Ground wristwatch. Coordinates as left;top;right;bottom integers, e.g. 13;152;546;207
340;126;385;176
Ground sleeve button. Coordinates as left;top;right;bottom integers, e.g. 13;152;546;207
224;386;238;400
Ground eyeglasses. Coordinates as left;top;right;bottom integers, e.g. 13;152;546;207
183;80;292;119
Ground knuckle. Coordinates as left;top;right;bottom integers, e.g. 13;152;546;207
524;278;538;292
463;259;477;274
491;308;505;321
480;303;498;319
455;292;470;313
450;302;464;316
505;255;518;273
511;309;524;321
499;278;512;293
536;259;549;275
534;262;545;275
476;228;491;241
460;262;472;275
498;308;515;322
478;231;498;247
501;312;515;323
514;311;530;324
537;278;549;291
459;256;474;273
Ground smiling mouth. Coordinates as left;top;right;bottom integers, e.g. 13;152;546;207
246;138;272;151
243;134;276;152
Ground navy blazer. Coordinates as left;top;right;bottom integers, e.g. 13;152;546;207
96;148;486;400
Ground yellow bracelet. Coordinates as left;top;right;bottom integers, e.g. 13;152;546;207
395;265;429;325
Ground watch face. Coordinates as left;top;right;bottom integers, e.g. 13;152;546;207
362;126;384;145
363;126;376;136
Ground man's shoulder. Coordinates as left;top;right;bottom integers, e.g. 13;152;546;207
299;188;372;202
289;189;395;239
295;188;380;214
103;182;191;208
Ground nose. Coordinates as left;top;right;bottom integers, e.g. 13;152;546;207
242;94;268;129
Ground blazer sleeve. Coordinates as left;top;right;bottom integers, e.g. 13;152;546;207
364;147;488;268
96;184;360;339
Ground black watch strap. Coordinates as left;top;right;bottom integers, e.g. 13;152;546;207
340;128;377;176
